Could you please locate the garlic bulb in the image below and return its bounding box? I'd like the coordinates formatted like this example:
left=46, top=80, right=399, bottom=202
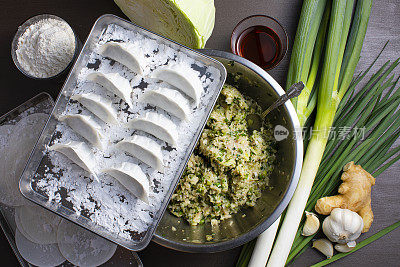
left=302, top=211, right=320, bottom=236
left=335, top=243, right=355, bottom=253
left=322, top=208, right=363, bottom=246
left=312, top=239, right=334, bottom=259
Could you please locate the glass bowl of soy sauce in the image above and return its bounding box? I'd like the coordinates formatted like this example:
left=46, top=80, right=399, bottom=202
left=231, top=15, right=288, bottom=71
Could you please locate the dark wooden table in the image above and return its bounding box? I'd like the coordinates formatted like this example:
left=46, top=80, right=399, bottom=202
left=1, top=0, right=399, bottom=266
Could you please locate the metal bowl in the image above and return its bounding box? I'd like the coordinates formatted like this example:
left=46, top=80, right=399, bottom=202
left=153, top=50, right=302, bottom=253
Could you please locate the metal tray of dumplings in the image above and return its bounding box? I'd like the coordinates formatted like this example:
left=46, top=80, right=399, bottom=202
left=0, top=93, right=143, bottom=266
left=19, top=14, right=226, bottom=251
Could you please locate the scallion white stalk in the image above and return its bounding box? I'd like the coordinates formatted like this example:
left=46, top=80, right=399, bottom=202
left=267, top=0, right=371, bottom=265
left=248, top=216, right=281, bottom=267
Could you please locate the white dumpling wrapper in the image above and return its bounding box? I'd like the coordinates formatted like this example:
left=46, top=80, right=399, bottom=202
left=15, top=205, right=61, bottom=244
left=86, top=72, right=133, bottom=108
left=98, top=41, right=145, bottom=75
left=58, top=114, right=104, bottom=150
left=57, top=219, right=117, bottom=267
left=15, top=205, right=41, bottom=243
left=140, top=87, right=191, bottom=120
left=117, top=135, right=164, bottom=172
left=127, top=112, right=178, bottom=146
left=0, top=113, right=48, bottom=207
left=151, top=65, right=203, bottom=105
left=102, top=162, right=150, bottom=203
left=49, top=141, right=97, bottom=176
left=71, top=93, right=119, bottom=125
left=15, top=229, right=66, bottom=267
left=0, top=124, right=16, bottom=206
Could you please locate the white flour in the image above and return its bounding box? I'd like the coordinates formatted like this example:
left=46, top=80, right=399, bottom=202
left=16, top=18, right=76, bottom=78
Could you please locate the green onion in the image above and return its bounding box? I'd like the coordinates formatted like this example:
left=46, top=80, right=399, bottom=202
left=241, top=0, right=374, bottom=266
left=303, top=5, right=331, bottom=123
left=310, top=220, right=400, bottom=267
left=337, top=0, right=375, bottom=100
left=246, top=216, right=281, bottom=266
left=286, top=0, right=327, bottom=126
left=266, top=1, right=355, bottom=265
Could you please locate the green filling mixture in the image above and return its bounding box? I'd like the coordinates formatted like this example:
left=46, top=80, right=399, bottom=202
left=169, top=84, right=276, bottom=225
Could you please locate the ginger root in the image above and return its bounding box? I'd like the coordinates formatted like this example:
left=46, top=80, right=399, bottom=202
left=315, top=161, right=375, bottom=233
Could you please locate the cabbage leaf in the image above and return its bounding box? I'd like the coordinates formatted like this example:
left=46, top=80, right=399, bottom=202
left=114, top=0, right=216, bottom=49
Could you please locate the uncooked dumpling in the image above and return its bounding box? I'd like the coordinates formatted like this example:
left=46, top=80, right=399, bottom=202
left=15, top=205, right=61, bottom=244
left=49, top=141, right=96, bottom=175
left=151, top=64, right=203, bottom=105
left=0, top=113, right=48, bottom=207
left=127, top=112, right=178, bottom=146
left=102, top=162, right=150, bottom=203
left=98, top=41, right=145, bottom=75
left=58, top=114, right=104, bottom=150
left=71, top=93, right=119, bottom=125
left=86, top=72, right=133, bottom=108
left=140, top=87, right=191, bottom=120
left=15, top=229, right=66, bottom=267
left=57, top=219, right=117, bottom=267
left=116, top=135, right=164, bottom=172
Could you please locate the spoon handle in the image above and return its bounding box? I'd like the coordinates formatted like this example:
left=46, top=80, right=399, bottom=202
left=261, top=81, right=305, bottom=119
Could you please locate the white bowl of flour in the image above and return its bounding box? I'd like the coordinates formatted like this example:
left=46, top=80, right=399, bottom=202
left=11, top=14, right=79, bottom=79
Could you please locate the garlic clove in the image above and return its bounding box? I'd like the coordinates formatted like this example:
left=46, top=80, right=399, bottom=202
left=335, top=243, right=355, bottom=253
left=343, top=161, right=353, bottom=172
left=346, top=241, right=356, bottom=248
left=302, top=211, right=320, bottom=236
left=312, top=239, right=334, bottom=259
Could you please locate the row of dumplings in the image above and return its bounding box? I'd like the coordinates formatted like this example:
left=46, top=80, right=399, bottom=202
left=49, top=41, right=204, bottom=204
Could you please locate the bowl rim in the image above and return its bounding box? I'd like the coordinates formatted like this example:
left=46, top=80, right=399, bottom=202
left=153, top=49, right=303, bottom=253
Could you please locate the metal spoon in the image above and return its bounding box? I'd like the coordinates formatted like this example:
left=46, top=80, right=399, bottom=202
left=246, top=81, right=305, bottom=132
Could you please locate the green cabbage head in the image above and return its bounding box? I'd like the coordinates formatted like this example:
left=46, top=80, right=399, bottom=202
left=114, top=0, right=216, bottom=49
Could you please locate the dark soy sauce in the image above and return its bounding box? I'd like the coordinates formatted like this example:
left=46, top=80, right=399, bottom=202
left=236, top=25, right=282, bottom=70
